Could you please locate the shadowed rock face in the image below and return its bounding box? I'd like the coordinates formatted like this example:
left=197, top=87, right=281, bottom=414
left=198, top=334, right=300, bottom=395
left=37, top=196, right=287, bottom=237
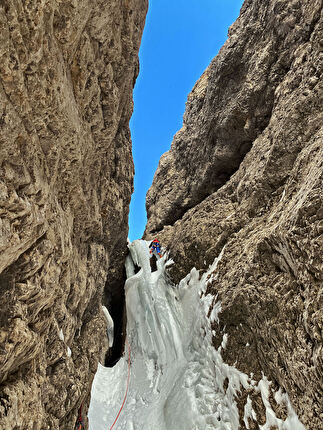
left=0, top=0, right=147, bottom=428
left=145, top=0, right=322, bottom=428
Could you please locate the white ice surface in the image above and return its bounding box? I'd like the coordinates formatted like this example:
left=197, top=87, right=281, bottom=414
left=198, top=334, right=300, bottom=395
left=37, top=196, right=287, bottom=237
left=88, top=240, right=305, bottom=430
left=102, top=305, right=114, bottom=348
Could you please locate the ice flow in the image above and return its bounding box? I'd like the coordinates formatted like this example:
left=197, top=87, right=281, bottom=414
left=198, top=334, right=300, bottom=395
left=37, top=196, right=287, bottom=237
left=88, top=240, right=305, bottom=430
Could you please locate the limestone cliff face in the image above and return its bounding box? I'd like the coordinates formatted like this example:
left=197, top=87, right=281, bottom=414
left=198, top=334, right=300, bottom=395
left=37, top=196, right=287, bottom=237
left=146, top=0, right=322, bottom=428
left=0, top=0, right=147, bottom=428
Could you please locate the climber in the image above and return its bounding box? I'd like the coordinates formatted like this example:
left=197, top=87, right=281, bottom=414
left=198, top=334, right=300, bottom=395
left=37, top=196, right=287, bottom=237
left=149, top=238, right=162, bottom=258
left=74, top=404, right=85, bottom=430
left=75, top=420, right=84, bottom=430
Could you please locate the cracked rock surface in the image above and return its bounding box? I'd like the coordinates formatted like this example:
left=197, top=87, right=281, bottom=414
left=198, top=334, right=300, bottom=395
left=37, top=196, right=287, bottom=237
left=0, top=0, right=147, bottom=428
left=145, top=0, right=322, bottom=428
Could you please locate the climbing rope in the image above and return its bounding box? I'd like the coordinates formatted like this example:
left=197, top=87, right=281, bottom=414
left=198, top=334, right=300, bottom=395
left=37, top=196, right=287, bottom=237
left=109, top=338, right=131, bottom=430
left=75, top=403, right=85, bottom=430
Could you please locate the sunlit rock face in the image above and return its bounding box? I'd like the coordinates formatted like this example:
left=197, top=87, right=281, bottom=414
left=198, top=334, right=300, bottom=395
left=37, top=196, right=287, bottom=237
left=145, top=0, right=322, bottom=428
left=0, top=0, right=147, bottom=428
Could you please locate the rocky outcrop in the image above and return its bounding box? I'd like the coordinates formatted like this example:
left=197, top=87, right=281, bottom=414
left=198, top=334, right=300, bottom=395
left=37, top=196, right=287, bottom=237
left=0, top=0, right=147, bottom=428
left=145, top=0, right=322, bottom=428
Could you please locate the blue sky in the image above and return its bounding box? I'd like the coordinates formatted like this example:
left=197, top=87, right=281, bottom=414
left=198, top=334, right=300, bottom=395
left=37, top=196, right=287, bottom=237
left=129, top=0, right=244, bottom=241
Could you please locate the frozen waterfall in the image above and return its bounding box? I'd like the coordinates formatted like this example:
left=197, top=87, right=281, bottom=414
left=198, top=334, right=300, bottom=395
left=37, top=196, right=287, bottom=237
left=88, top=240, right=305, bottom=430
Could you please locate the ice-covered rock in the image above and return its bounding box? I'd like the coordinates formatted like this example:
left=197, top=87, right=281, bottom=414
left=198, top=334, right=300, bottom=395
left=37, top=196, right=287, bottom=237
left=89, top=240, right=305, bottom=430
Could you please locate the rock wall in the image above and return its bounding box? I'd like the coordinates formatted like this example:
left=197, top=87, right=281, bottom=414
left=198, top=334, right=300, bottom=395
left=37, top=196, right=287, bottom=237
left=0, top=0, right=147, bottom=428
left=145, top=0, right=322, bottom=428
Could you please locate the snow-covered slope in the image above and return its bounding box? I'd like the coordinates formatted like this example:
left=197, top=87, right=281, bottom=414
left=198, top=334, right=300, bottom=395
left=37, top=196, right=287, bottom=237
left=88, top=240, right=305, bottom=430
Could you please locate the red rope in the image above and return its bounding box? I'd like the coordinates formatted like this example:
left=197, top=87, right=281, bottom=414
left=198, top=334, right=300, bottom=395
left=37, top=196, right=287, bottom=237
left=75, top=403, right=84, bottom=430
left=78, top=403, right=83, bottom=421
left=109, top=338, right=131, bottom=430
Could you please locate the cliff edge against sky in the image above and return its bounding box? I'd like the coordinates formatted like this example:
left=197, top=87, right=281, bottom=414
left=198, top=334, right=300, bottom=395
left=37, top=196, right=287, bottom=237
left=146, top=0, right=322, bottom=428
left=0, top=0, right=147, bottom=428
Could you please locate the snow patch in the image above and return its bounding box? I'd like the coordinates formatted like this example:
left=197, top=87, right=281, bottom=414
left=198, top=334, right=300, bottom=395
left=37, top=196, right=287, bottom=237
left=209, top=299, right=221, bottom=324
left=244, top=395, right=257, bottom=429
left=256, top=376, right=306, bottom=430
